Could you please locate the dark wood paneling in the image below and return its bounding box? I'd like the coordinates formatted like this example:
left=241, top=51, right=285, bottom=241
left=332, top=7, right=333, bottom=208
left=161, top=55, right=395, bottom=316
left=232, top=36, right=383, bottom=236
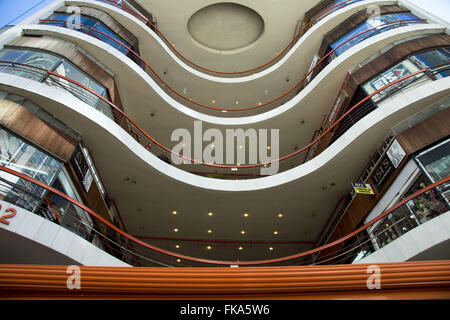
left=397, top=107, right=450, bottom=154
left=304, top=0, right=335, bottom=23
left=0, top=99, right=77, bottom=162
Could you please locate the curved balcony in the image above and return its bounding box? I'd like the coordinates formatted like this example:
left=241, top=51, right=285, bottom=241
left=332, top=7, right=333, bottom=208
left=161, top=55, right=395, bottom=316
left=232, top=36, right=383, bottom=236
left=33, top=11, right=432, bottom=117
left=94, top=0, right=371, bottom=77
left=0, top=60, right=448, bottom=181
left=0, top=166, right=448, bottom=267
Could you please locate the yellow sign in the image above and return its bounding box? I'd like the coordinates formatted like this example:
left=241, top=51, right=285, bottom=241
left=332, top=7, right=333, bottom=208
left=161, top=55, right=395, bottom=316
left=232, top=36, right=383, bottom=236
left=353, top=183, right=375, bottom=195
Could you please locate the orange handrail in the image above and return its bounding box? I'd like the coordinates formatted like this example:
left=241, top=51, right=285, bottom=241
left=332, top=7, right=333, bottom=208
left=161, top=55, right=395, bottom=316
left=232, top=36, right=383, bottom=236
left=39, top=15, right=426, bottom=112
left=1, top=261, right=450, bottom=299
left=97, top=0, right=365, bottom=76
left=0, top=166, right=448, bottom=266
left=1, top=60, right=444, bottom=175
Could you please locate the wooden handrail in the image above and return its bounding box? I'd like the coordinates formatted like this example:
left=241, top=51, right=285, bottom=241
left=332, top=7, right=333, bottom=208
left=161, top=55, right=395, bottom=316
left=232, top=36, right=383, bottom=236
left=1, top=261, right=449, bottom=299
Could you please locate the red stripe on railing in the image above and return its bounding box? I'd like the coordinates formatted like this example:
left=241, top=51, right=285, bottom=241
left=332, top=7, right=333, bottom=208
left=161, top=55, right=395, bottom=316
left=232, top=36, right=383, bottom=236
left=0, top=166, right=447, bottom=265
left=38, top=17, right=426, bottom=112
left=97, top=0, right=363, bottom=75
left=0, top=60, right=445, bottom=172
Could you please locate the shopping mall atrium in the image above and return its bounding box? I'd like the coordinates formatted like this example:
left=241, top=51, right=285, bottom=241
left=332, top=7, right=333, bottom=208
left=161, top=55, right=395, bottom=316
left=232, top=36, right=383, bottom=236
left=0, top=0, right=449, bottom=299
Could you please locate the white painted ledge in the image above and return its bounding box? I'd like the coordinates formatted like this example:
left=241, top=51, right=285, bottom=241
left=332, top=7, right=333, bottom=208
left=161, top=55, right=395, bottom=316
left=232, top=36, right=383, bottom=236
left=65, top=0, right=398, bottom=83
left=356, top=211, right=450, bottom=263
left=0, top=73, right=448, bottom=192
left=18, top=23, right=445, bottom=125
left=0, top=199, right=130, bottom=266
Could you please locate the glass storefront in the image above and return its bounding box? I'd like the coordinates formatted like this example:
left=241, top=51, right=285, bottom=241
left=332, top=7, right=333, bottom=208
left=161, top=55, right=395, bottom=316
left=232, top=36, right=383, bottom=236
left=0, top=126, right=97, bottom=241
left=361, top=47, right=450, bottom=103
left=42, top=13, right=132, bottom=55
left=415, top=137, right=450, bottom=199
left=0, top=127, right=63, bottom=213
left=330, top=13, right=422, bottom=56
left=0, top=48, right=112, bottom=116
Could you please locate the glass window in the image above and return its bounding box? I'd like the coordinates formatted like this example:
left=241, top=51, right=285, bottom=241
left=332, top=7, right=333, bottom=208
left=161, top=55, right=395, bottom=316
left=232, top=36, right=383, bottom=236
left=409, top=48, right=450, bottom=78
left=415, top=138, right=450, bottom=183
left=94, top=23, right=130, bottom=54
left=0, top=48, right=62, bottom=81
left=43, top=13, right=131, bottom=55
left=361, top=59, right=421, bottom=101
left=0, top=127, right=63, bottom=212
left=0, top=48, right=112, bottom=114
left=330, top=13, right=421, bottom=56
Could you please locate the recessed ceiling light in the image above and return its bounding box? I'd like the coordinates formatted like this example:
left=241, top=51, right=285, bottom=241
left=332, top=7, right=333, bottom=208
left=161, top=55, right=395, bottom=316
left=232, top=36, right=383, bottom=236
left=267, top=146, right=271, bottom=150
left=258, top=102, right=262, bottom=106
left=172, top=211, right=177, bottom=215
left=274, top=231, right=278, bottom=235
left=208, top=212, right=214, bottom=216
left=206, top=245, right=212, bottom=250
left=207, top=229, right=212, bottom=234
left=176, top=258, right=181, bottom=262
left=277, top=213, right=283, bottom=218
left=241, top=230, right=246, bottom=235
left=175, top=244, right=180, bottom=249
left=238, top=246, right=243, bottom=250
left=243, top=213, right=249, bottom=217
left=235, top=100, right=239, bottom=104
left=269, top=247, right=274, bottom=251
left=174, top=228, right=179, bottom=232
left=239, top=145, right=243, bottom=149
left=212, top=100, right=216, bottom=103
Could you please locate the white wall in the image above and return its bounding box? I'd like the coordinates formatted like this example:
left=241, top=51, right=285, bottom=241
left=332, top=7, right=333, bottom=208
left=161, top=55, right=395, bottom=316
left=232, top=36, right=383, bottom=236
left=0, top=199, right=130, bottom=266
left=357, top=211, right=450, bottom=263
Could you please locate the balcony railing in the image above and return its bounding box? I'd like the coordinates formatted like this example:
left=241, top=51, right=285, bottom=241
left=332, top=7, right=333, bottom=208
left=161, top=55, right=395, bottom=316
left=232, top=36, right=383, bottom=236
left=39, top=15, right=427, bottom=116
left=0, top=59, right=447, bottom=180
left=0, top=166, right=448, bottom=267
left=95, top=0, right=370, bottom=77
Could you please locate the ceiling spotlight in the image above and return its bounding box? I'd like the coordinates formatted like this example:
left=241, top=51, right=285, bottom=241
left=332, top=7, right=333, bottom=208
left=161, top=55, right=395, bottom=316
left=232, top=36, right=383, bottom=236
left=172, top=211, right=177, bottom=215
left=243, top=213, right=249, bottom=217
left=207, top=229, right=212, bottom=234
left=258, top=102, right=262, bottom=106
left=267, top=146, right=271, bottom=150
left=269, top=247, right=274, bottom=251
left=176, top=258, right=181, bottom=263
left=206, top=245, right=212, bottom=250
left=273, top=231, right=279, bottom=235
left=208, top=212, right=213, bottom=216
left=235, top=100, right=239, bottom=104
left=277, top=213, right=283, bottom=218
left=212, top=100, right=216, bottom=103
left=174, top=228, right=179, bottom=232
left=175, top=244, right=180, bottom=249
left=241, top=230, right=246, bottom=235
left=131, top=180, right=136, bottom=185
left=238, top=246, right=243, bottom=250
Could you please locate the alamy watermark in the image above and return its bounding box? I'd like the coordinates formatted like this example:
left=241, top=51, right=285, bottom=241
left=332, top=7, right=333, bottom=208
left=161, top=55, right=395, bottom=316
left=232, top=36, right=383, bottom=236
left=366, top=265, right=381, bottom=290
left=66, top=265, right=81, bottom=290
left=171, top=121, right=280, bottom=175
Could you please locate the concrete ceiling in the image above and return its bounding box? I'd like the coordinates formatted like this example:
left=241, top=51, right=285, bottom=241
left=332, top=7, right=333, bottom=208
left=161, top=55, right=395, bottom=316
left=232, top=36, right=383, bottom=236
left=134, top=0, right=321, bottom=71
